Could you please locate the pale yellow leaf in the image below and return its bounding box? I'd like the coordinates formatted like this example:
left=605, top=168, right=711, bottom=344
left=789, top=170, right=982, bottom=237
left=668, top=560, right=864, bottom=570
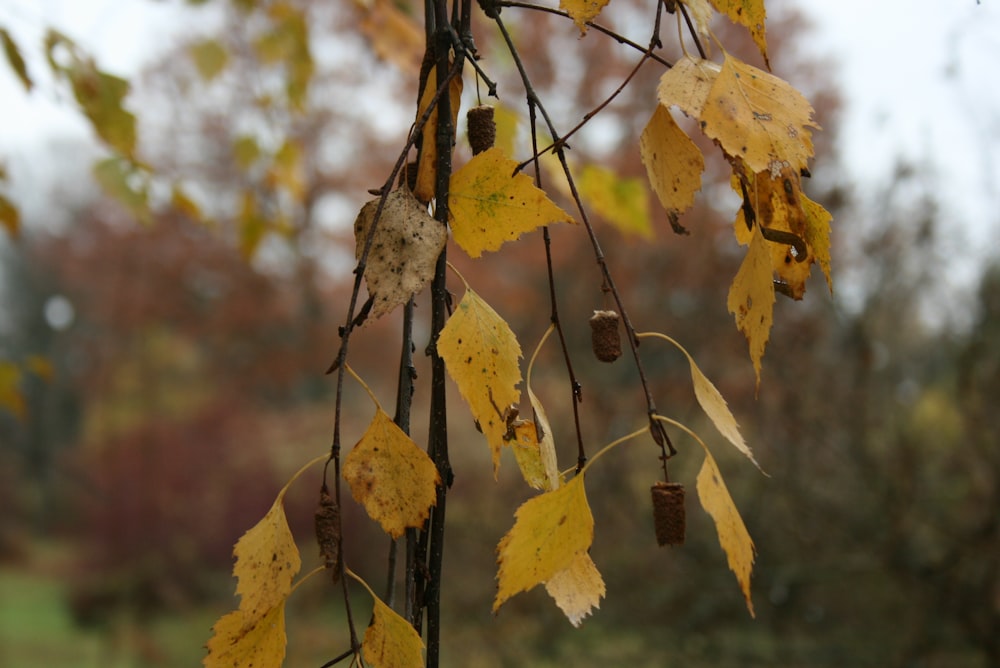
left=353, top=188, right=447, bottom=319
left=438, top=288, right=522, bottom=472
left=708, top=0, right=768, bottom=67
left=493, top=103, right=521, bottom=158
left=363, top=595, right=426, bottom=668
left=701, top=53, right=817, bottom=174
left=560, top=0, right=611, bottom=34
left=204, top=603, right=287, bottom=668
left=449, top=147, right=574, bottom=257
left=231, top=492, right=301, bottom=620
left=640, top=105, right=704, bottom=220
left=727, top=223, right=774, bottom=386
left=657, top=55, right=720, bottom=119
left=696, top=449, right=756, bottom=616
left=508, top=420, right=550, bottom=491
left=494, top=475, right=593, bottom=611
left=343, top=408, right=441, bottom=538
left=268, top=140, right=305, bottom=201
left=527, top=384, right=560, bottom=491
left=679, top=0, right=714, bottom=42
left=576, top=164, right=652, bottom=239
left=544, top=551, right=605, bottom=627
left=171, top=185, right=202, bottom=221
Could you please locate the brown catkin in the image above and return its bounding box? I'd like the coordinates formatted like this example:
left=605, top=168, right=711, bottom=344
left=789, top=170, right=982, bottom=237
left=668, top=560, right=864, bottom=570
left=589, top=310, right=622, bottom=363
left=314, top=486, right=342, bottom=582
left=467, top=105, right=496, bottom=155
left=651, top=481, right=685, bottom=546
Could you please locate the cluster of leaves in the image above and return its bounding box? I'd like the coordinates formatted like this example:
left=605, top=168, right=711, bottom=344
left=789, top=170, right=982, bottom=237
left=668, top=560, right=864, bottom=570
left=197, top=0, right=832, bottom=665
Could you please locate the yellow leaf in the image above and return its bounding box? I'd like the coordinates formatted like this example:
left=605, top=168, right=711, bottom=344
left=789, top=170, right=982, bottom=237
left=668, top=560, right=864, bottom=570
left=362, top=593, right=426, bottom=668
left=494, top=475, right=593, bottom=611
left=238, top=191, right=267, bottom=259
left=0, top=194, right=19, bottom=237
left=92, top=157, right=151, bottom=224
left=726, top=223, right=774, bottom=386
left=342, top=408, right=441, bottom=539
left=508, top=421, right=551, bottom=491
left=204, top=603, right=287, bottom=668
left=708, top=0, right=768, bottom=67
left=0, top=362, right=25, bottom=420
left=189, top=39, right=229, bottom=81
left=656, top=55, right=720, bottom=119
left=559, top=0, right=611, bottom=34
left=701, top=53, right=817, bottom=174
left=171, top=185, right=202, bottom=221
left=1, top=28, right=32, bottom=91
left=354, top=189, right=447, bottom=319
left=449, top=147, right=574, bottom=257
left=696, top=450, right=756, bottom=616
left=358, top=0, right=424, bottom=74
left=268, top=140, right=305, bottom=201
left=25, top=355, right=54, bottom=381
left=254, top=3, right=313, bottom=109
left=640, top=105, right=704, bottom=221
left=802, top=193, right=833, bottom=293
left=414, top=66, right=463, bottom=203
left=492, top=103, right=521, bottom=158
left=576, top=164, right=652, bottom=239
left=233, top=135, right=261, bottom=170
left=544, top=551, right=605, bottom=627
left=231, top=492, right=301, bottom=620
left=438, top=287, right=522, bottom=472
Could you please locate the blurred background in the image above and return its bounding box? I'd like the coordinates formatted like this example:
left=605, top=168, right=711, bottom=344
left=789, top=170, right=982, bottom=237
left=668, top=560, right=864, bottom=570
left=1, top=0, right=999, bottom=666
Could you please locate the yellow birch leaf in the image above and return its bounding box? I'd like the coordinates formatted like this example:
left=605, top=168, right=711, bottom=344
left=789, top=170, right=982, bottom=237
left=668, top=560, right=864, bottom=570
left=0, top=194, right=19, bottom=237
left=493, top=103, right=521, bottom=158
left=708, top=0, right=768, bottom=67
left=189, top=38, right=229, bottom=81
left=342, top=408, right=441, bottom=539
left=0, top=362, right=25, bottom=420
left=640, top=105, right=704, bottom=221
left=171, top=185, right=202, bottom=221
left=696, top=449, right=756, bottom=616
left=231, top=491, right=301, bottom=620
left=70, top=67, right=137, bottom=157
left=438, top=287, right=522, bottom=473
left=354, top=189, right=447, bottom=319
left=494, top=475, right=593, bottom=611
left=656, top=55, right=720, bottom=119
left=268, top=140, right=305, bottom=201
left=544, top=551, right=605, bottom=627
left=527, top=384, right=560, bottom=491
left=802, top=193, right=833, bottom=293
left=363, top=594, right=426, bottom=668
left=509, top=420, right=550, bottom=491
left=449, top=147, right=574, bottom=257
left=726, top=223, right=774, bottom=386
left=1, top=28, right=32, bottom=91
left=576, top=164, right=652, bottom=239
left=204, top=603, right=287, bottom=668
left=414, top=67, right=463, bottom=203
left=358, top=0, right=424, bottom=74
left=701, top=53, right=817, bottom=174
left=233, top=135, right=261, bottom=170
left=560, top=0, right=611, bottom=34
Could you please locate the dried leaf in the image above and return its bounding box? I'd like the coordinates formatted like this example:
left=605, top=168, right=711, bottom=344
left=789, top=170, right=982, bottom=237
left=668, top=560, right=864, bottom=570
left=679, top=0, right=714, bottom=42
left=354, top=188, right=447, bottom=319
left=696, top=449, right=756, bottom=616
left=727, top=223, right=774, bottom=386
left=438, top=287, right=522, bottom=472
left=657, top=55, right=720, bottom=119
left=449, top=147, right=574, bottom=257
left=701, top=53, right=817, bottom=174
left=544, top=551, right=606, bottom=627
left=314, top=487, right=341, bottom=581
left=343, top=408, right=441, bottom=538
left=640, top=105, right=704, bottom=222
left=494, top=475, right=593, bottom=612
